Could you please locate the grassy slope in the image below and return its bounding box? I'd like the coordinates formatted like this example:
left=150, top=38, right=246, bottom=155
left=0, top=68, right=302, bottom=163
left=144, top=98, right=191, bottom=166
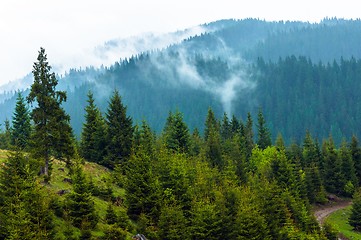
left=0, top=150, right=132, bottom=239
left=325, top=205, right=361, bottom=239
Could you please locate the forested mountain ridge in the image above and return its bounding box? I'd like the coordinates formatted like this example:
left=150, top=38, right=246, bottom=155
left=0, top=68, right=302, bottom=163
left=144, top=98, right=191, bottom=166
left=1, top=18, right=361, bottom=144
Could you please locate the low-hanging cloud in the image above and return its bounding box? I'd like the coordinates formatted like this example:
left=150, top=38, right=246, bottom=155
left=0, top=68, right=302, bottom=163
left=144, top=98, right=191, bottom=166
left=147, top=39, right=256, bottom=115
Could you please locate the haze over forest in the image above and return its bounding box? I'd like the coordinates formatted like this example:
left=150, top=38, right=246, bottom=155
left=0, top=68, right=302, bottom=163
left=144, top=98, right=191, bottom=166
left=1, top=18, right=361, bottom=144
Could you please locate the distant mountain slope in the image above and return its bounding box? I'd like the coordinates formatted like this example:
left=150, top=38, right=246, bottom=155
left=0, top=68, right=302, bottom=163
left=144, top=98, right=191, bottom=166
left=1, top=18, right=361, bottom=144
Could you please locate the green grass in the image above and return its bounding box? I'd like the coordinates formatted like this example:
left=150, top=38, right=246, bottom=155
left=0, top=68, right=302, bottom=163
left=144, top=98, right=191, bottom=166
left=325, top=205, right=361, bottom=239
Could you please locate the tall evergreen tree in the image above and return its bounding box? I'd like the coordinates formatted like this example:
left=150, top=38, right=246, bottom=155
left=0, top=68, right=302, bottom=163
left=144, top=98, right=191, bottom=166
left=163, top=110, right=191, bottom=153
left=256, top=109, right=272, bottom=150
left=204, top=107, right=219, bottom=142
left=339, top=139, right=358, bottom=195
left=80, top=91, right=106, bottom=164
left=349, top=188, right=361, bottom=231
left=125, top=151, right=161, bottom=221
left=350, top=135, right=361, bottom=186
left=104, top=90, right=133, bottom=169
left=27, top=47, right=75, bottom=180
left=11, top=92, right=31, bottom=149
left=322, top=136, right=345, bottom=194
left=243, top=112, right=254, bottom=159
left=220, top=112, right=232, bottom=141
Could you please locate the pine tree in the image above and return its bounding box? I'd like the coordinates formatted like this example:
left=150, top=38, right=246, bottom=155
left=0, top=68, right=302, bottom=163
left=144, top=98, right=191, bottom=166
left=256, top=109, right=272, bottom=150
left=349, top=188, right=361, bottom=231
left=243, top=112, right=254, bottom=160
left=11, top=92, right=31, bottom=149
left=27, top=47, right=75, bottom=180
left=104, top=90, right=133, bottom=169
left=339, top=139, right=358, bottom=195
left=80, top=91, right=106, bottom=164
left=0, top=150, right=54, bottom=239
left=322, top=136, right=345, bottom=194
left=125, top=151, right=161, bottom=221
left=350, top=135, right=361, bottom=186
left=66, top=164, right=98, bottom=230
left=133, top=120, right=156, bottom=157
left=220, top=112, right=232, bottom=141
left=204, top=107, right=219, bottom=142
left=163, top=110, right=191, bottom=153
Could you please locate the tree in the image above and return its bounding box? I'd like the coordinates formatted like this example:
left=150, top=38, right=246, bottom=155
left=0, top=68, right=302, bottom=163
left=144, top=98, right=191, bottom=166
left=125, top=151, right=161, bottom=221
left=220, top=112, right=232, bottom=141
left=66, top=163, right=98, bottom=231
left=80, top=91, right=106, bottom=164
left=27, top=47, right=75, bottom=180
left=322, top=136, right=344, bottom=194
left=11, top=92, right=31, bottom=149
left=243, top=112, right=254, bottom=160
left=339, top=139, right=358, bottom=196
left=350, top=135, right=361, bottom=186
left=163, top=110, right=191, bottom=153
left=349, top=188, right=361, bottom=231
left=256, top=109, right=272, bottom=150
left=204, top=107, right=219, bottom=142
left=0, top=150, right=54, bottom=239
left=104, top=90, right=133, bottom=169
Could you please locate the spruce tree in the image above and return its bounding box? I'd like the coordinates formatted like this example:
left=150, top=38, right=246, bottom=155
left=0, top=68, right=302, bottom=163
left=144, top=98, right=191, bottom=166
left=66, top=164, right=98, bottom=230
left=350, top=135, right=361, bottom=186
left=27, top=47, right=75, bottom=180
left=125, top=151, right=161, bottom=221
left=163, top=110, right=190, bottom=153
left=0, top=150, right=54, bottom=239
left=349, top=188, right=361, bottom=231
left=11, top=92, right=31, bottom=149
left=80, top=91, right=106, bottom=164
left=243, top=112, right=254, bottom=159
left=256, top=109, right=272, bottom=150
left=104, top=90, right=133, bottom=169
left=220, top=112, right=232, bottom=141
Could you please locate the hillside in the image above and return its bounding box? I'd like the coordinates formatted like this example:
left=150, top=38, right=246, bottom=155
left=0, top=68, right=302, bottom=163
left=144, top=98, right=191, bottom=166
left=1, top=18, right=361, bottom=144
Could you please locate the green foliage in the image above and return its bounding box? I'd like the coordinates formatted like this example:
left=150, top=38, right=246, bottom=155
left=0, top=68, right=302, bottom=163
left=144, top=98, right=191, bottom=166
left=104, top=90, right=133, bottom=169
left=11, top=92, right=31, bottom=149
left=0, top=150, right=54, bottom=239
left=66, top=163, right=98, bottom=230
left=80, top=91, right=106, bottom=164
left=349, top=188, right=361, bottom=231
left=163, top=110, right=191, bottom=153
left=125, top=151, right=161, bottom=221
left=256, top=108, right=272, bottom=150
left=158, top=205, right=188, bottom=240
left=27, top=47, right=75, bottom=180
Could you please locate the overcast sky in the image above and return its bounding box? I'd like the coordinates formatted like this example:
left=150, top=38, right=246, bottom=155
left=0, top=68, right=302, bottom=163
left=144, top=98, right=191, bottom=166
left=0, top=0, right=360, bottom=87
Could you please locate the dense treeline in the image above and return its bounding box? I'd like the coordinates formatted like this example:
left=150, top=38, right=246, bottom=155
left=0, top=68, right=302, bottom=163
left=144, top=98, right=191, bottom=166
left=254, top=56, right=361, bottom=144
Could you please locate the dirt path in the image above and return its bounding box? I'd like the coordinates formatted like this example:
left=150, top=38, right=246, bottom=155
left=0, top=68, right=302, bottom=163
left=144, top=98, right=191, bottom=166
left=314, top=200, right=352, bottom=225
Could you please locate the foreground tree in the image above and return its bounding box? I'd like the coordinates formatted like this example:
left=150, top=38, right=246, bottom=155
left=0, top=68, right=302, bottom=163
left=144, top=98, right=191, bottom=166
left=66, top=163, right=98, bottom=231
left=11, top=92, right=31, bottom=149
left=104, top=90, right=133, bottom=169
left=27, top=47, right=75, bottom=180
left=0, top=150, right=54, bottom=239
left=349, top=188, right=361, bottom=231
left=80, top=91, right=106, bottom=164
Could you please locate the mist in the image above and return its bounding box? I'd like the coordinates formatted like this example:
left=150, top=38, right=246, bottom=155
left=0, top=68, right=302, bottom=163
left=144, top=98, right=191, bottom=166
left=147, top=41, right=256, bottom=116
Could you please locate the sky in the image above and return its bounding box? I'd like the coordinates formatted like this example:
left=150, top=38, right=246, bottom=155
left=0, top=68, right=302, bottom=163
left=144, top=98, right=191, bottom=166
left=0, top=0, right=360, bottom=87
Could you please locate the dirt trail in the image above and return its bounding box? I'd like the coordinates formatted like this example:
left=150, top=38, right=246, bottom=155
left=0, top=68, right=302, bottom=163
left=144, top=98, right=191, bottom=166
left=314, top=200, right=352, bottom=225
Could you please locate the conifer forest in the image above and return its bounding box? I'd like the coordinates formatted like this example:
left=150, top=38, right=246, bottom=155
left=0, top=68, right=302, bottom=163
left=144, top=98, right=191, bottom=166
left=2, top=18, right=361, bottom=239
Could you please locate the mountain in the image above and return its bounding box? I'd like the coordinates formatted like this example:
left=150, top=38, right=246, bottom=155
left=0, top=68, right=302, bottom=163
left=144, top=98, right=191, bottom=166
left=1, top=18, right=361, bottom=144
